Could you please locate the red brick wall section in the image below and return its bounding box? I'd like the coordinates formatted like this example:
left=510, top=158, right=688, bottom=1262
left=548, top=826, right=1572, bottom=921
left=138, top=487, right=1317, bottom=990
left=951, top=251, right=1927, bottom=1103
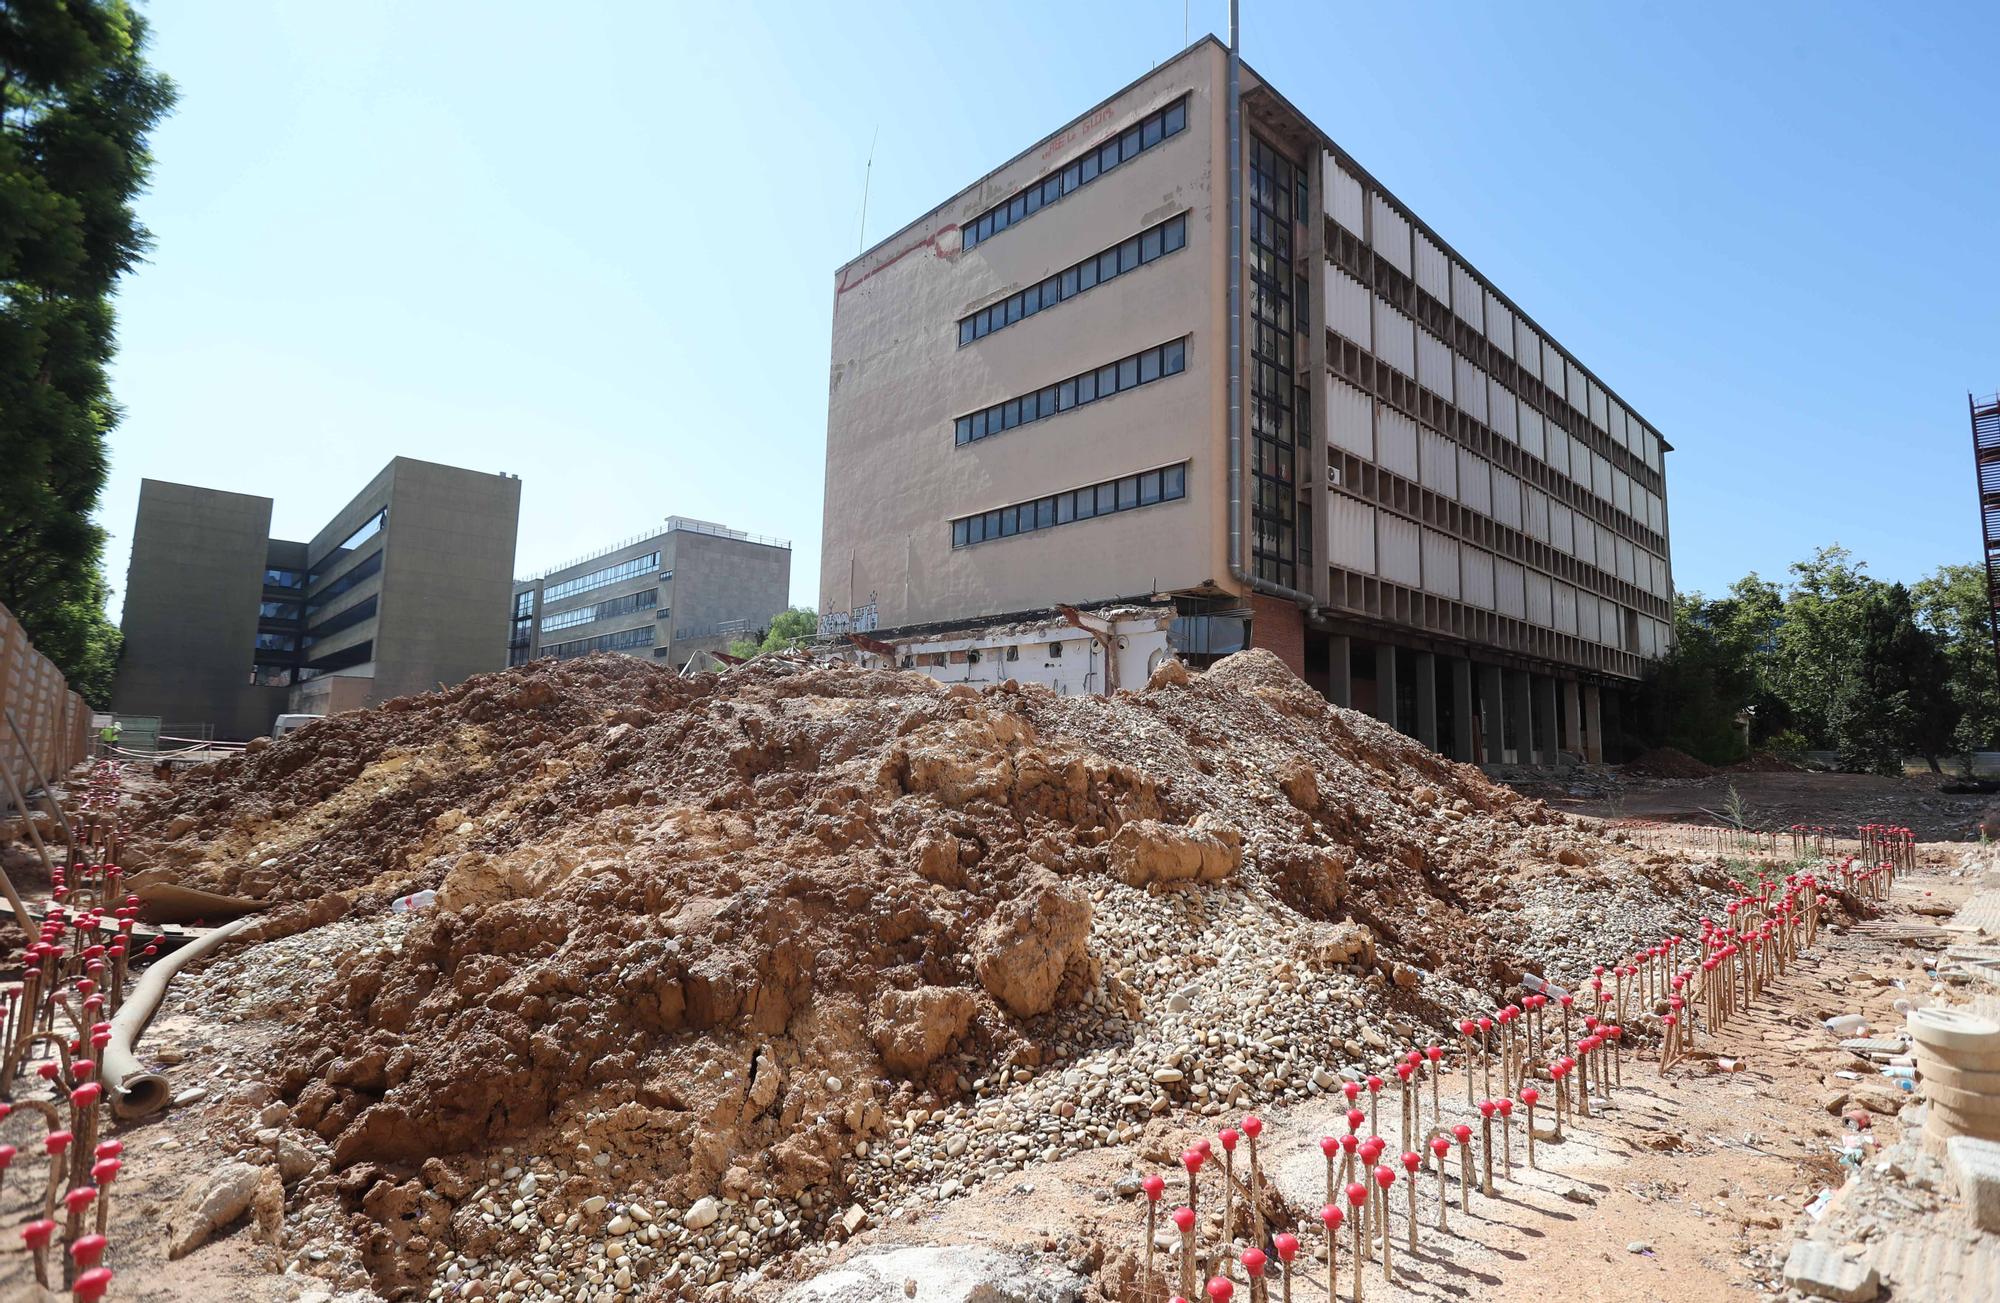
left=1248, top=593, right=1306, bottom=679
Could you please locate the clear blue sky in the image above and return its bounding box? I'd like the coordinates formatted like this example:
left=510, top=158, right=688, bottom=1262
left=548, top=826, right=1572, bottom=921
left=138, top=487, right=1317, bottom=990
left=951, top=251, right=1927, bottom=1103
left=103, top=1, right=2000, bottom=617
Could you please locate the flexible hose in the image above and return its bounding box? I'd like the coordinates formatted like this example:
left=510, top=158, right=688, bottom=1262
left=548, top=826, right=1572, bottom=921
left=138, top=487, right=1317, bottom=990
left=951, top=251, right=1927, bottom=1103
left=101, top=914, right=260, bottom=1119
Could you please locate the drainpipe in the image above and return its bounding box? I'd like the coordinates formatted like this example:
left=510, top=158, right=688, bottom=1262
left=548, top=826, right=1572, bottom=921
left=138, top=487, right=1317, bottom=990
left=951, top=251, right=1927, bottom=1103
left=1225, top=0, right=1317, bottom=615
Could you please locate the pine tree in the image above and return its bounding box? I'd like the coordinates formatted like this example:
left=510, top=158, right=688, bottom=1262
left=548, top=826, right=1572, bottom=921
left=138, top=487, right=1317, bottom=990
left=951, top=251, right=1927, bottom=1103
left=1, top=1, right=176, bottom=704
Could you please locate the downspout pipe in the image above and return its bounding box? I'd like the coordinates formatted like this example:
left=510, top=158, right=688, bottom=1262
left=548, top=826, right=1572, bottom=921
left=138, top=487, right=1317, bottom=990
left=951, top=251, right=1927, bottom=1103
left=102, top=913, right=261, bottom=1119
left=1225, top=1, right=1317, bottom=615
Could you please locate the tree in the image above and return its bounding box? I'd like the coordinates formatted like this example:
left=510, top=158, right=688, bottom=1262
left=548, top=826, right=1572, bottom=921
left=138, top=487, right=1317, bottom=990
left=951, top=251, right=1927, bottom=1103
left=725, top=607, right=818, bottom=659
left=1912, top=562, right=2000, bottom=761
left=1, top=1, right=176, bottom=705
left=1767, top=546, right=1876, bottom=746
left=1637, top=591, right=1759, bottom=764
left=1828, top=582, right=1959, bottom=775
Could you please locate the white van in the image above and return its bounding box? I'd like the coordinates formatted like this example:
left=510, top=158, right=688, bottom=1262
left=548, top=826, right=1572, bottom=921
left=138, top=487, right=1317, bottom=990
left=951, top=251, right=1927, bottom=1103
left=272, top=713, right=323, bottom=739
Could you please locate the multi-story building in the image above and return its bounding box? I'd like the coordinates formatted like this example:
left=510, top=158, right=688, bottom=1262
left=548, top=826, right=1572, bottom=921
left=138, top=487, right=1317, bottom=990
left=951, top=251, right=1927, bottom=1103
left=819, top=32, right=1673, bottom=764
left=112, top=458, right=521, bottom=738
left=509, top=517, right=791, bottom=668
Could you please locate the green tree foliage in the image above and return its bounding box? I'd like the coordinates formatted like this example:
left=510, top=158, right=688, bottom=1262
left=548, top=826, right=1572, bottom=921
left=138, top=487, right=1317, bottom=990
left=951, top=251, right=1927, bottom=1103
left=1913, top=563, right=2000, bottom=760
left=1, top=1, right=175, bottom=705
left=1645, top=547, right=1991, bottom=771
left=725, top=607, right=818, bottom=659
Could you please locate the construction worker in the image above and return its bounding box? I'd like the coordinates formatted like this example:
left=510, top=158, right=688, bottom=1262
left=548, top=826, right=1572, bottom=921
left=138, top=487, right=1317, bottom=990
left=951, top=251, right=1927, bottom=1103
left=98, top=718, right=121, bottom=757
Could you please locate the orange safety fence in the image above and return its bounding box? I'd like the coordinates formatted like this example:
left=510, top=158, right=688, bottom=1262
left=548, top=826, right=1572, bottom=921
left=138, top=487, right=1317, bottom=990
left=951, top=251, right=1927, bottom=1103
left=0, top=601, right=93, bottom=801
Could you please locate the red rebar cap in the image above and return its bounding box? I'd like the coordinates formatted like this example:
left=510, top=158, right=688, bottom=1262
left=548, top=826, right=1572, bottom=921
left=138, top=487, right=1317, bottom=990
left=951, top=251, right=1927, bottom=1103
left=1400, top=1150, right=1420, bottom=1173
left=64, top=1186, right=97, bottom=1216
left=1206, top=1276, right=1234, bottom=1303
left=69, top=1232, right=107, bottom=1267
left=92, top=1158, right=121, bottom=1186
left=94, top=1139, right=121, bottom=1160
left=45, top=1130, right=73, bottom=1155
left=1273, top=1231, right=1299, bottom=1262
left=1345, top=1181, right=1368, bottom=1207
left=1219, top=1127, right=1239, bottom=1152
left=1171, top=1206, right=1196, bottom=1232
left=1452, top=1125, right=1472, bottom=1143
left=1320, top=1204, right=1344, bottom=1229
left=1478, top=1100, right=1496, bottom=1119
left=1241, top=1114, right=1263, bottom=1139
left=74, top=1266, right=114, bottom=1303
left=1181, top=1148, right=1204, bottom=1174
left=1430, top=1136, right=1451, bottom=1158
left=1521, top=1087, right=1540, bottom=1105
left=1319, top=1136, right=1338, bottom=1157
left=1497, top=1099, right=1514, bottom=1118
left=1373, top=1164, right=1395, bottom=1189
left=1241, top=1247, right=1266, bottom=1277
left=20, top=1218, right=56, bottom=1249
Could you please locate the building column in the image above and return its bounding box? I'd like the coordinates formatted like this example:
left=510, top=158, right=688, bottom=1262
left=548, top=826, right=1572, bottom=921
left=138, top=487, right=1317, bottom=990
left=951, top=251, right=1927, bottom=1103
left=1450, top=658, right=1475, bottom=763
left=1533, top=675, right=1560, bottom=767
left=1479, top=663, right=1505, bottom=766
left=1582, top=683, right=1604, bottom=764
left=1413, top=651, right=1438, bottom=752
left=1373, top=643, right=1399, bottom=731
left=1562, top=679, right=1583, bottom=761
left=1506, top=669, right=1532, bottom=765
left=1328, top=634, right=1352, bottom=709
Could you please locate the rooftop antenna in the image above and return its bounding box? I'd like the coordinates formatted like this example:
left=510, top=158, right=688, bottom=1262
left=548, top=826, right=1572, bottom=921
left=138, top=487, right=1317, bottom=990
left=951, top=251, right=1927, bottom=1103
left=1184, top=0, right=1189, bottom=47
left=857, top=125, right=878, bottom=256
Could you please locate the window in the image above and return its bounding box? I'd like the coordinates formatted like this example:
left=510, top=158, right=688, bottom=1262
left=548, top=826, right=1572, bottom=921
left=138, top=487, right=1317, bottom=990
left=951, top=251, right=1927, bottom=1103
left=543, top=625, right=656, bottom=660
left=263, top=567, right=304, bottom=590
left=304, top=595, right=378, bottom=646
left=250, top=665, right=294, bottom=687
left=957, top=213, right=1188, bottom=346
left=961, top=95, right=1190, bottom=252
left=304, top=549, right=383, bottom=618
left=951, top=335, right=1191, bottom=447
left=303, top=639, right=373, bottom=676
left=513, top=590, right=536, bottom=617
left=1049, top=642, right=1064, bottom=658
left=308, top=508, right=387, bottom=587
left=1248, top=135, right=1299, bottom=589
left=543, top=552, right=661, bottom=603
left=254, top=632, right=296, bottom=652
left=949, top=461, right=1189, bottom=549
left=258, top=600, right=301, bottom=621
left=540, top=587, right=658, bottom=633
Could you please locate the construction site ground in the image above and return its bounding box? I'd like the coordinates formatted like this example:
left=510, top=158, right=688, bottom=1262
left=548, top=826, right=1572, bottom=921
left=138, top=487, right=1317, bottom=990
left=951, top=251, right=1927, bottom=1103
left=5, top=656, right=1998, bottom=1303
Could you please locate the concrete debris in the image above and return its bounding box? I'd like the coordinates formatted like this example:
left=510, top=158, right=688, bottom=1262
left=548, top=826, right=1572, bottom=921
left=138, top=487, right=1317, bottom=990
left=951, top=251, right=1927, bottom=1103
left=783, top=1246, right=1087, bottom=1302
left=1781, top=1240, right=1880, bottom=1302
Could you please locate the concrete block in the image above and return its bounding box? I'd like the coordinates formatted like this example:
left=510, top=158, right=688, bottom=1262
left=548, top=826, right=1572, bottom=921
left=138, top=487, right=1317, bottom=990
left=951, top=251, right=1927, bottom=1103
left=1947, top=1135, right=2000, bottom=1232
left=1782, top=1241, right=1879, bottom=1302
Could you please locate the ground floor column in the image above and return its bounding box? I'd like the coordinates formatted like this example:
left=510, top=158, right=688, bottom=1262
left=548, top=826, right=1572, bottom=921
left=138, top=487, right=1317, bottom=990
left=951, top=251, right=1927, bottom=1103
left=1582, top=682, right=1605, bottom=763
left=1562, top=679, right=1583, bottom=760
left=1533, top=675, right=1560, bottom=766
left=1450, top=658, right=1475, bottom=762
left=1506, top=669, right=1533, bottom=765
left=1328, top=634, right=1352, bottom=708
left=1373, top=643, right=1399, bottom=731
left=1414, top=651, right=1438, bottom=752
left=1479, top=663, right=1505, bottom=765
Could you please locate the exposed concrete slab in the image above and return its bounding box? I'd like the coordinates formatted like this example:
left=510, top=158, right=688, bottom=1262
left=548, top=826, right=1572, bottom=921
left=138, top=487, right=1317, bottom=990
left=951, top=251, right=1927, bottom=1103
left=1947, top=1135, right=2000, bottom=1232
left=1782, top=1241, right=1880, bottom=1302
left=784, top=1246, right=1087, bottom=1302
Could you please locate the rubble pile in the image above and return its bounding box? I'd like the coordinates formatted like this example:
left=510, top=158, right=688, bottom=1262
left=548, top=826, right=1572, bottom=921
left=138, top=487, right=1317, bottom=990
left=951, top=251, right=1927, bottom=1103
left=129, top=651, right=1727, bottom=1300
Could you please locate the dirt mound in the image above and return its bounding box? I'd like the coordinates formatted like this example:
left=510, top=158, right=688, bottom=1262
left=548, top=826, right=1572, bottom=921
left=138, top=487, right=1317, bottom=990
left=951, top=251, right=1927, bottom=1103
left=131, top=651, right=1718, bottom=1296
left=1626, top=746, right=1717, bottom=779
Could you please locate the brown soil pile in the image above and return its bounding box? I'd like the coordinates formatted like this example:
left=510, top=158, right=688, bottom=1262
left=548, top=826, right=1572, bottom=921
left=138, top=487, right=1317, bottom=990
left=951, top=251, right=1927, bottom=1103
left=128, top=651, right=1715, bottom=1295
left=1727, top=749, right=1803, bottom=773
left=1626, top=746, right=1718, bottom=779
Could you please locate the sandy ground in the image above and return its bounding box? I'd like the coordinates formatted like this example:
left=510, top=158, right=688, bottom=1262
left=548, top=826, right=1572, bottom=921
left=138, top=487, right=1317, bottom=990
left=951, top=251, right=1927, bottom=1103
left=1, top=769, right=1986, bottom=1303
left=753, top=859, right=1980, bottom=1303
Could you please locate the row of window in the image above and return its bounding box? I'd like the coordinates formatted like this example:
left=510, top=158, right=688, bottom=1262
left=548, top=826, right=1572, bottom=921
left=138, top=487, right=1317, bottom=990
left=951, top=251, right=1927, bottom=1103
left=954, top=337, right=1189, bottom=447
left=264, top=567, right=303, bottom=590
left=309, top=508, right=386, bottom=588
left=258, top=599, right=300, bottom=621
left=545, top=625, right=655, bottom=659
left=540, top=587, right=658, bottom=633
left=513, top=590, right=535, bottom=617
left=305, top=595, right=378, bottom=647
left=304, top=638, right=373, bottom=676
left=305, top=549, right=382, bottom=618
left=962, top=96, right=1189, bottom=253
left=951, top=462, right=1187, bottom=548
left=254, top=631, right=296, bottom=653
left=958, top=212, right=1188, bottom=347
left=543, top=551, right=659, bottom=603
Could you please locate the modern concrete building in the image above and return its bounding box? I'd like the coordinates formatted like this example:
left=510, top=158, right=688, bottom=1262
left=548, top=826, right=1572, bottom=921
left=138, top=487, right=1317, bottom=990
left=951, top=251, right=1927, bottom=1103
left=510, top=517, right=792, bottom=668
left=113, top=458, right=521, bottom=738
left=819, top=32, right=1673, bottom=764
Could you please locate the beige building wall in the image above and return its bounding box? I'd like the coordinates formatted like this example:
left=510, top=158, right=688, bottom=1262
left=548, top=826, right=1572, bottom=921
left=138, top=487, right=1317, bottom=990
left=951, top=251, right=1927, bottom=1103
left=822, top=42, right=1232, bottom=629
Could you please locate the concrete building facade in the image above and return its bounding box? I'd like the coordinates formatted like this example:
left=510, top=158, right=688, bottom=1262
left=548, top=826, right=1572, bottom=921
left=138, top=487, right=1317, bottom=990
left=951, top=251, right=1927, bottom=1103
left=510, top=517, right=791, bottom=668
left=113, top=458, right=521, bottom=738
left=819, top=35, right=1673, bottom=764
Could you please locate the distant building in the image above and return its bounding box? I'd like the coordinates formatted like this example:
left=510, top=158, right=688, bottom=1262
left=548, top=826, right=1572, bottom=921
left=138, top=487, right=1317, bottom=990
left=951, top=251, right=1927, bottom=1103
left=825, top=604, right=1173, bottom=696
left=510, top=517, right=791, bottom=668
left=819, top=34, right=1674, bottom=763
left=112, top=458, right=521, bottom=738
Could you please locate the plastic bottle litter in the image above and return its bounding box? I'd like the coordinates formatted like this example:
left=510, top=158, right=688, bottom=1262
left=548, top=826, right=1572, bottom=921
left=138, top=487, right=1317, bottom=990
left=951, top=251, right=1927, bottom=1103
left=390, top=889, right=437, bottom=914
left=1823, top=1014, right=1868, bottom=1036
left=1880, top=1065, right=1916, bottom=1082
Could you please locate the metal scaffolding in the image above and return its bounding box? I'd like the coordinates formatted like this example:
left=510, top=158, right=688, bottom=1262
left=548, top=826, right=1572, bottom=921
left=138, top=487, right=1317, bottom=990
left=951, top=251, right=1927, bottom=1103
left=1970, top=391, right=2000, bottom=680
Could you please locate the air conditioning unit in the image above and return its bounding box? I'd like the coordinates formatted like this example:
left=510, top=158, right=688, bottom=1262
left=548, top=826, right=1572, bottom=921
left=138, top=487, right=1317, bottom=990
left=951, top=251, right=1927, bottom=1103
left=1327, top=462, right=1343, bottom=489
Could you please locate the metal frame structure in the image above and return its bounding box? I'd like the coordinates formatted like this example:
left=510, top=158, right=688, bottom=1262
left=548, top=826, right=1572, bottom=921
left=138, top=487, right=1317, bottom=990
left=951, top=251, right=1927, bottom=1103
left=1969, top=391, right=2000, bottom=679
